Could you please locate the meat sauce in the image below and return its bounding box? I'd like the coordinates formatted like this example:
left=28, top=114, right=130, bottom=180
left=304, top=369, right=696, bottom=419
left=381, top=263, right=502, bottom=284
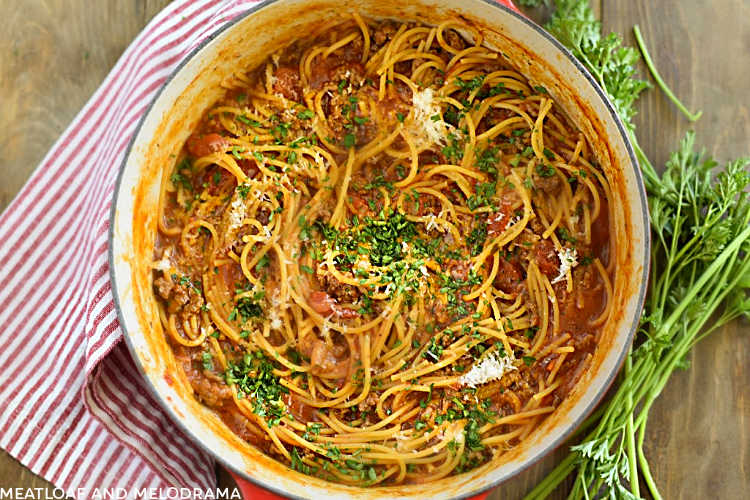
left=152, top=16, right=614, bottom=484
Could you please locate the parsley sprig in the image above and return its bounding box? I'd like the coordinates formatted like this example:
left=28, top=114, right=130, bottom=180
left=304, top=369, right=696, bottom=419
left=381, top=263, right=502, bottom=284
left=524, top=3, right=750, bottom=500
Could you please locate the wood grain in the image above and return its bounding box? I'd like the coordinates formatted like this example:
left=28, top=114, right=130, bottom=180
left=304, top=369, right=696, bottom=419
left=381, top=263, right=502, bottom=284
left=0, top=0, right=171, bottom=492
left=0, top=0, right=172, bottom=211
left=0, top=1, right=747, bottom=498
left=601, top=3, right=750, bottom=499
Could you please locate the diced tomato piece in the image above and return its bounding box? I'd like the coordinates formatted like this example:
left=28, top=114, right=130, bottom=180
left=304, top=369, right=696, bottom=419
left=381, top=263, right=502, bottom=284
left=283, top=393, right=317, bottom=421
left=309, top=60, right=364, bottom=90
left=333, top=306, right=359, bottom=319
left=273, top=67, right=302, bottom=101
left=237, top=159, right=260, bottom=179
left=186, top=133, right=229, bottom=157
left=487, top=200, right=514, bottom=236
left=219, top=262, right=244, bottom=289
left=202, top=167, right=235, bottom=195
left=310, top=340, right=349, bottom=378
left=535, top=239, right=559, bottom=277
left=350, top=193, right=370, bottom=215
left=309, top=291, right=336, bottom=315
left=487, top=212, right=508, bottom=236
left=494, top=258, right=523, bottom=293
left=308, top=291, right=359, bottom=319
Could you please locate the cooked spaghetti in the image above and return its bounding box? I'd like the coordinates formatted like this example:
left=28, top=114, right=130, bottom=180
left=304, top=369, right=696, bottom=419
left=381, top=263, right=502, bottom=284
left=152, top=15, right=613, bottom=485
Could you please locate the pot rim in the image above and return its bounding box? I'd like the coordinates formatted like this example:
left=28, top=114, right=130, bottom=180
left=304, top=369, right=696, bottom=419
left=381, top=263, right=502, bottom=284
left=109, top=1, right=650, bottom=498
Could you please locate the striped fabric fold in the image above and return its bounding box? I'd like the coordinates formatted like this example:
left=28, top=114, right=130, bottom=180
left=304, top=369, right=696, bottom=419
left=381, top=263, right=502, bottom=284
left=0, top=1, right=261, bottom=495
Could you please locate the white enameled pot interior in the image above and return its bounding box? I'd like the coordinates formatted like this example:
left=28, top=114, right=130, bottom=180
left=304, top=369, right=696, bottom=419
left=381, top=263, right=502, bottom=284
left=110, top=1, right=649, bottom=498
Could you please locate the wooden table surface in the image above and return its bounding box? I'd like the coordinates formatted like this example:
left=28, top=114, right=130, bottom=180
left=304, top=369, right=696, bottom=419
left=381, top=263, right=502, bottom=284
left=1, top=1, right=747, bottom=498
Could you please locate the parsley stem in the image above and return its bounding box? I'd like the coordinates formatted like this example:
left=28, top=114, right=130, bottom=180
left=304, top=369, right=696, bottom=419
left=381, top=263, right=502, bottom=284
left=629, top=131, right=660, bottom=190
left=633, top=25, right=702, bottom=122
left=624, top=357, right=639, bottom=497
left=660, top=223, right=750, bottom=336
left=532, top=3, right=750, bottom=499
left=637, top=422, right=663, bottom=500
left=522, top=453, right=577, bottom=499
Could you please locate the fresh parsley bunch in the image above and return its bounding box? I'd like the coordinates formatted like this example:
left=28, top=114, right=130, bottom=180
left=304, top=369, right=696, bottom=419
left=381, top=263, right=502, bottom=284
left=519, top=1, right=750, bottom=499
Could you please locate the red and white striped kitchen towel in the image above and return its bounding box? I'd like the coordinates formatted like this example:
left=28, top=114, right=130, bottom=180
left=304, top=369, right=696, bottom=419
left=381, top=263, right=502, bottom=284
left=0, top=1, right=262, bottom=496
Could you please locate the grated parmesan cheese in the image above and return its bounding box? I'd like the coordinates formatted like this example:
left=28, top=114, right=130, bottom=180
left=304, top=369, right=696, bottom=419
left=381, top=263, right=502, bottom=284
left=227, top=193, right=247, bottom=233
left=270, top=314, right=282, bottom=331
left=505, top=215, right=521, bottom=230
left=268, top=290, right=283, bottom=330
left=152, top=248, right=172, bottom=271
left=424, top=211, right=447, bottom=233
left=282, top=107, right=296, bottom=121
left=425, top=214, right=438, bottom=231
left=411, top=88, right=448, bottom=146
left=321, top=320, right=332, bottom=337
left=551, top=247, right=578, bottom=285
left=454, top=430, right=465, bottom=444
left=356, top=258, right=370, bottom=270
left=459, top=351, right=517, bottom=388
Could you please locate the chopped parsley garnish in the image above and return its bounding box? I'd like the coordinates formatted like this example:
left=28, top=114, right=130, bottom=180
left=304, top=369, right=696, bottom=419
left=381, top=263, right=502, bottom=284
left=236, top=183, right=251, bottom=199
left=439, top=271, right=482, bottom=317
left=229, top=291, right=264, bottom=322
left=556, top=226, right=578, bottom=244
left=467, top=221, right=488, bottom=256
left=297, top=108, right=314, bottom=120
left=467, top=181, right=496, bottom=210
left=171, top=273, right=201, bottom=293
left=343, top=133, right=356, bottom=148
left=201, top=352, right=213, bottom=371
left=231, top=146, right=245, bottom=160
left=475, top=147, right=499, bottom=177
left=487, top=82, right=507, bottom=96
left=291, top=448, right=316, bottom=475
left=455, top=75, right=486, bottom=91
left=225, top=351, right=288, bottom=426
left=170, top=157, right=193, bottom=192
left=464, top=419, right=484, bottom=451
left=236, top=115, right=261, bottom=127
left=441, top=132, right=464, bottom=162
left=535, top=163, right=556, bottom=177
left=423, top=337, right=444, bottom=362
left=255, top=254, right=270, bottom=272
